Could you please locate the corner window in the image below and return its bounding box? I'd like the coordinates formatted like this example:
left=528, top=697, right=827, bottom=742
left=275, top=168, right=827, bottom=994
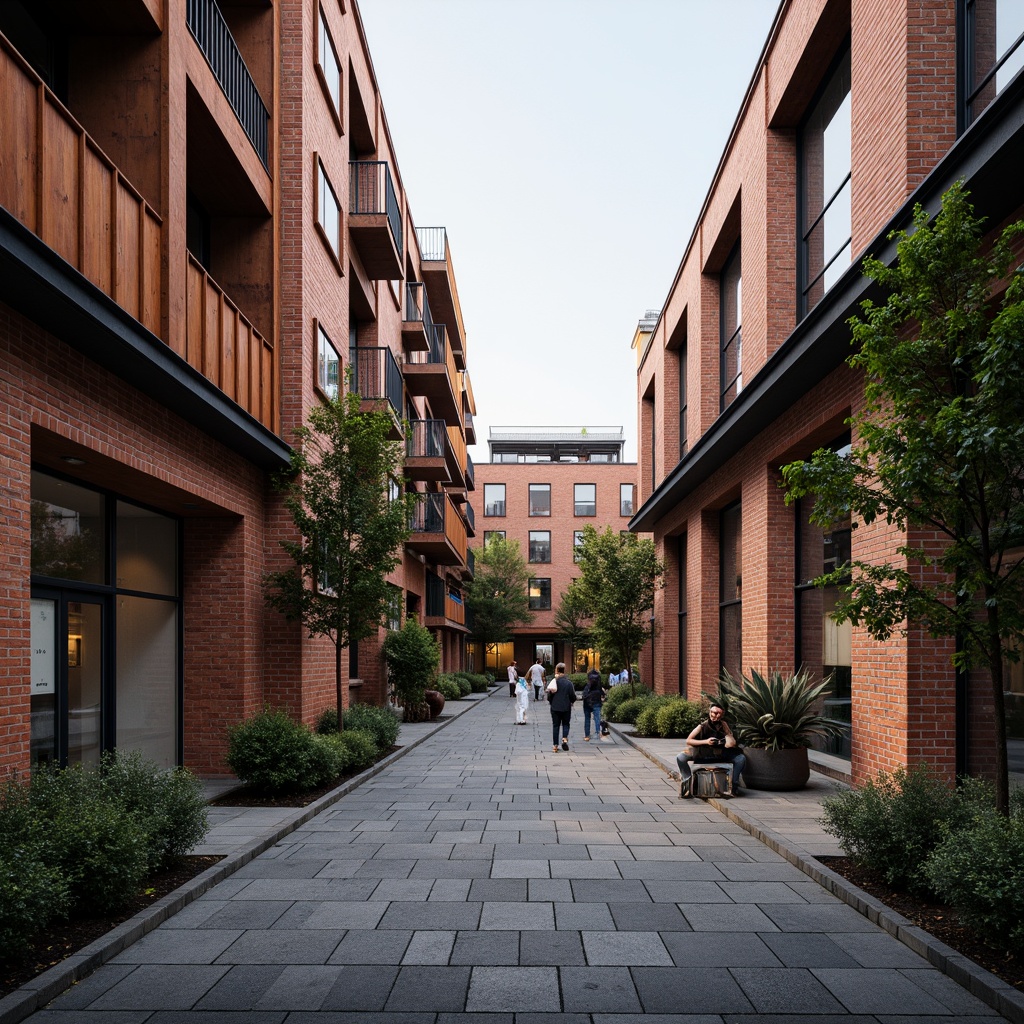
left=799, top=45, right=852, bottom=316
left=317, top=7, right=342, bottom=123
left=316, top=158, right=341, bottom=258
left=720, top=242, right=742, bottom=411
left=961, top=0, right=1024, bottom=129
left=317, top=324, right=340, bottom=400
left=529, top=531, right=551, bottom=563
left=620, top=483, right=634, bottom=517
left=529, top=577, right=551, bottom=611
left=529, top=483, right=551, bottom=517
left=484, top=484, right=505, bottom=517
left=574, top=483, right=596, bottom=517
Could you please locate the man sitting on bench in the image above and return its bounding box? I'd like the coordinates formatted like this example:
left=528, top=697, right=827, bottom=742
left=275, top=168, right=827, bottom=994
left=676, top=701, right=746, bottom=798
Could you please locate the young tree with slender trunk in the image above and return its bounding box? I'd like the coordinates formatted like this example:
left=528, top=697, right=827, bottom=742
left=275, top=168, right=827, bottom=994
left=554, top=582, right=592, bottom=673
left=466, top=536, right=533, bottom=672
left=782, top=182, right=1024, bottom=814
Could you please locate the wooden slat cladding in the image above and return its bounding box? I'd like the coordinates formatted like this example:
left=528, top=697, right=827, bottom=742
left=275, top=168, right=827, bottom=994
left=0, top=34, right=161, bottom=337
left=186, top=254, right=277, bottom=433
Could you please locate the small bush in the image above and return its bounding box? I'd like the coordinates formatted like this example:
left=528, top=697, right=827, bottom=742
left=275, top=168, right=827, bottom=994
left=312, top=732, right=352, bottom=779
left=339, top=729, right=378, bottom=772
left=569, top=673, right=587, bottom=691
left=456, top=676, right=472, bottom=697
left=611, top=696, right=653, bottom=726
left=634, top=696, right=674, bottom=736
left=383, top=619, right=440, bottom=707
left=820, top=765, right=980, bottom=896
left=343, top=703, right=400, bottom=751
left=602, top=683, right=652, bottom=721
left=467, top=674, right=491, bottom=693
left=654, top=697, right=704, bottom=739
left=434, top=674, right=463, bottom=702
left=315, top=707, right=340, bottom=735
left=227, top=706, right=325, bottom=793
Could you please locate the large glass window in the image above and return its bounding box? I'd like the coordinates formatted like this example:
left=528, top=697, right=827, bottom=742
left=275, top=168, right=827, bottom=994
left=317, top=158, right=341, bottom=257
left=317, top=325, right=340, bottom=400
left=529, top=578, right=551, bottom=611
left=529, top=483, right=551, bottom=517
left=720, top=243, right=742, bottom=410
left=719, top=502, right=742, bottom=678
left=484, top=483, right=506, bottom=517
left=317, top=6, right=342, bottom=119
left=800, top=46, right=852, bottom=316
left=529, top=531, right=551, bottom=563
left=620, top=483, right=634, bottom=517
left=574, top=483, right=596, bottom=517
left=962, top=0, right=1024, bottom=129
left=31, top=475, right=106, bottom=583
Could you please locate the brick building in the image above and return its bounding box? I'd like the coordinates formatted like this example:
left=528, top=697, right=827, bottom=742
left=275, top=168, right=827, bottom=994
left=0, top=0, right=475, bottom=776
left=471, top=427, right=638, bottom=678
left=631, top=0, right=1024, bottom=786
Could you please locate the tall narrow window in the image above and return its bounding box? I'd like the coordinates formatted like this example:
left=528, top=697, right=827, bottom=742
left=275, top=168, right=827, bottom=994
left=720, top=244, right=742, bottom=410
left=483, top=484, right=505, bottom=517
left=529, top=531, right=551, bottom=563
left=619, top=483, right=634, bottom=517
left=574, top=483, right=596, bottom=517
left=529, top=484, right=551, bottom=517
left=799, top=46, right=851, bottom=316
left=719, top=502, right=742, bottom=678
left=317, top=7, right=342, bottom=120
left=317, top=324, right=340, bottom=399
left=678, top=533, right=687, bottom=696
left=573, top=530, right=585, bottom=562
left=679, top=341, right=688, bottom=458
left=961, top=0, right=1024, bottom=129
left=529, top=578, right=551, bottom=611
left=317, top=159, right=341, bottom=258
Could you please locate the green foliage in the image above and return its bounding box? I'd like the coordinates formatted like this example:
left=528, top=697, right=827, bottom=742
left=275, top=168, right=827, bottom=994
left=640, top=697, right=704, bottom=738
left=338, top=728, right=378, bottom=772
left=633, top=696, right=674, bottom=736
left=342, top=702, right=401, bottom=751
left=820, top=765, right=984, bottom=896
left=466, top=536, right=533, bottom=655
left=315, top=706, right=340, bottom=735
left=611, top=696, right=651, bottom=726
left=383, top=618, right=440, bottom=706
left=434, top=674, right=464, bottom=702
left=227, top=706, right=329, bottom=793
left=553, top=585, right=592, bottom=661
left=781, top=182, right=1024, bottom=813
left=569, top=673, right=587, bottom=690
left=714, top=667, right=845, bottom=751
left=460, top=672, right=490, bottom=693
left=602, top=683, right=652, bottom=722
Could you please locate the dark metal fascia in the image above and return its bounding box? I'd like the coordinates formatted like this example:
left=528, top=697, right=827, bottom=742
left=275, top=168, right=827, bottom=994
left=0, top=206, right=292, bottom=471
left=629, top=75, right=1024, bottom=534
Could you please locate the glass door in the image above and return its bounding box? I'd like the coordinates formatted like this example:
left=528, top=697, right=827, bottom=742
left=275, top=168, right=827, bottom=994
left=67, top=599, right=104, bottom=766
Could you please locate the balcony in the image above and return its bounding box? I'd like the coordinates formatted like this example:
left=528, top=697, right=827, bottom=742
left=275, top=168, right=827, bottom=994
left=462, top=501, right=475, bottom=537
left=0, top=34, right=162, bottom=337
left=402, top=323, right=460, bottom=422
left=466, top=452, right=476, bottom=491
left=401, top=282, right=433, bottom=354
left=445, top=424, right=467, bottom=490
left=424, top=570, right=467, bottom=629
left=350, top=345, right=403, bottom=438
left=405, top=419, right=448, bottom=482
left=186, top=0, right=269, bottom=168
left=416, top=226, right=466, bottom=369
left=465, top=411, right=477, bottom=445
left=460, top=546, right=475, bottom=582
left=186, top=254, right=277, bottom=431
left=407, top=492, right=467, bottom=565
left=350, top=161, right=403, bottom=279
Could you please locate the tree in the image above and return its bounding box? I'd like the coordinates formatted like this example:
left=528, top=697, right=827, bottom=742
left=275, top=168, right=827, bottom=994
left=781, top=182, right=1024, bottom=814
left=263, top=386, right=417, bottom=730
left=466, top=536, right=532, bottom=671
left=554, top=583, right=592, bottom=672
left=573, top=525, right=664, bottom=694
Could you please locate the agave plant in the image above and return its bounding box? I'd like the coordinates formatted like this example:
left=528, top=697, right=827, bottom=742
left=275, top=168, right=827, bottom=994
left=714, top=667, right=845, bottom=751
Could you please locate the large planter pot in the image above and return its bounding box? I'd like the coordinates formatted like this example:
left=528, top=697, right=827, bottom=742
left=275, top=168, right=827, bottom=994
left=423, top=689, right=445, bottom=720
left=742, top=746, right=810, bottom=791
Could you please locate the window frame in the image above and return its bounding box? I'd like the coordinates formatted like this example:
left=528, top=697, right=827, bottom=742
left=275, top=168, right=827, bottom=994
left=619, top=483, right=634, bottom=518
left=483, top=530, right=505, bottom=547
left=719, top=501, right=742, bottom=678
left=528, top=577, right=552, bottom=611
left=573, top=530, right=585, bottom=563
left=316, top=6, right=343, bottom=132
left=529, top=483, right=551, bottom=517
left=315, top=156, right=342, bottom=267
left=720, top=241, right=742, bottom=411
left=574, top=482, right=596, bottom=517
left=483, top=483, right=506, bottom=517
left=959, top=0, right=1024, bottom=131
left=315, top=321, right=341, bottom=400
left=528, top=530, right=552, bottom=563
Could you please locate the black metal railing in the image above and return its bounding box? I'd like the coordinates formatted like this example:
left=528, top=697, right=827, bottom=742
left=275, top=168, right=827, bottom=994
left=407, top=322, right=447, bottom=366
left=350, top=161, right=403, bottom=256
left=349, top=346, right=402, bottom=417
left=425, top=569, right=446, bottom=618
left=466, top=548, right=475, bottom=578
left=466, top=453, right=475, bottom=489
left=186, top=0, right=269, bottom=167
left=464, top=502, right=475, bottom=533
left=410, top=492, right=445, bottom=534
left=406, top=419, right=446, bottom=459
left=416, top=226, right=447, bottom=262
left=404, top=282, right=434, bottom=330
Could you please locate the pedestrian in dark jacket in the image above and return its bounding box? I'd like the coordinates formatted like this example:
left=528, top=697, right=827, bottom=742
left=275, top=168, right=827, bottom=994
left=581, top=666, right=607, bottom=741
left=546, top=663, right=577, bottom=752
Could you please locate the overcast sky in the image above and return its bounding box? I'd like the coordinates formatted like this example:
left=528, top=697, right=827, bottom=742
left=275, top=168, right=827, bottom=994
left=358, top=0, right=780, bottom=463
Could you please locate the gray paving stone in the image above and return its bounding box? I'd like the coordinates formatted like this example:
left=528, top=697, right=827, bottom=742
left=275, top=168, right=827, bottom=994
left=681, top=903, right=779, bottom=932
left=88, top=965, right=230, bottom=1011
left=327, top=928, right=412, bottom=964
left=108, top=927, right=241, bottom=966
left=370, top=877, right=436, bottom=901
left=429, top=877, right=473, bottom=900
left=828, top=930, right=932, bottom=967
left=193, top=901, right=291, bottom=930
left=385, top=965, right=472, bottom=1011
left=661, top=931, right=782, bottom=968
left=608, top=901, right=691, bottom=931
left=897, top=968, right=1004, bottom=1016
left=409, top=859, right=493, bottom=878
left=686, top=845, right=754, bottom=862
left=191, top=965, right=285, bottom=1010
left=27, top=1014, right=153, bottom=1023
left=233, top=859, right=330, bottom=878
left=570, top=879, right=651, bottom=903
left=811, top=967, right=957, bottom=1014
left=759, top=932, right=859, bottom=967
left=257, top=965, right=343, bottom=1010
left=216, top=928, right=342, bottom=964
left=300, top=901, right=389, bottom=930
left=631, top=966, right=753, bottom=1014
left=762, top=903, right=880, bottom=933
left=402, top=929, right=456, bottom=964
left=479, top=900, right=555, bottom=930
left=560, top=966, right=643, bottom=1013
left=643, top=880, right=727, bottom=903
left=617, top=860, right=725, bottom=880
left=135, top=1014, right=287, bottom=1023
left=519, top=929, right=586, bottom=966
left=550, top=860, right=622, bottom=879
left=319, top=964, right=400, bottom=1010
left=719, top=880, right=812, bottom=903
left=45, top=963, right=139, bottom=1009
left=378, top=901, right=483, bottom=930
left=582, top=930, right=673, bottom=966
left=351, top=859, right=414, bottom=878
left=468, top=878, right=528, bottom=901
left=465, top=966, right=561, bottom=1012
left=554, top=901, right=616, bottom=929
left=731, top=966, right=848, bottom=1013
left=450, top=929, right=519, bottom=965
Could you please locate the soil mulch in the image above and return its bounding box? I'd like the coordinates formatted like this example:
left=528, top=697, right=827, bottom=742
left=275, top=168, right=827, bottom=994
left=0, top=855, right=223, bottom=1000
left=820, top=855, right=1024, bottom=993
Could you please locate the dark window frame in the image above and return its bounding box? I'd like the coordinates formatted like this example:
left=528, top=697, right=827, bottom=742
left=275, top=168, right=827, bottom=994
left=720, top=242, right=742, bottom=411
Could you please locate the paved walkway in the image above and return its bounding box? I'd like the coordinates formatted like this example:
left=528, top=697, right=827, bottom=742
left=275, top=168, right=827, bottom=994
left=10, top=688, right=1020, bottom=1023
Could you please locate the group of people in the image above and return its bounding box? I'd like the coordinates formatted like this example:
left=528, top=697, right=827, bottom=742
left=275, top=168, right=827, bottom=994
left=507, top=658, right=746, bottom=796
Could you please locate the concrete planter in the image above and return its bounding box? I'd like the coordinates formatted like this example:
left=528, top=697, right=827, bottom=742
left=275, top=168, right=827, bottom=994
left=742, top=746, right=810, bottom=791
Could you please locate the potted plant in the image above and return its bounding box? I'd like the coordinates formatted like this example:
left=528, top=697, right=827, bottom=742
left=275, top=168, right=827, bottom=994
left=714, top=667, right=844, bottom=790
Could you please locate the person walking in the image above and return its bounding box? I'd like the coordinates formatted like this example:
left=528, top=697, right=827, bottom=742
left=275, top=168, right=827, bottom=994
left=507, top=659, right=518, bottom=698
left=546, top=662, right=576, bottom=752
left=527, top=657, right=546, bottom=701
left=581, top=665, right=606, bottom=741
left=514, top=671, right=530, bottom=725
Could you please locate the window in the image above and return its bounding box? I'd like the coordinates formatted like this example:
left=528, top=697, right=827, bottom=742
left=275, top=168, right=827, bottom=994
left=388, top=477, right=401, bottom=504
left=679, top=340, right=688, bottom=458
left=677, top=533, right=687, bottom=696
left=961, top=0, right=1024, bottom=129
left=720, top=242, right=742, bottom=410
left=620, top=483, right=634, bottom=517
left=574, top=483, right=596, bottom=517
left=719, top=502, right=742, bottom=678
left=529, top=531, right=551, bottom=563
left=529, top=483, right=551, bottom=517
left=386, top=584, right=402, bottom=632
left=317, top=158, right=341, bottom=258
left=483, top=530, right=505, bottom=547
left=317, top=7, right=342, bottom=121
left=573, top=530, right=585, bottom=562
left=529, top=577, right=551, bottom=611
left=484, top=483, right=505, bottom=517
left=799, top=45, right=851, bottom=316
left=317, top=324, right=340, bottom=399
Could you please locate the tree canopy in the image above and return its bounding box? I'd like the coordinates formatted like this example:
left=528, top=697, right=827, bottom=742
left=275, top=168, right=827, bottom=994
left=781, top=181, right=1024, bottom=813
left=466, top=536, right=532, bottom=667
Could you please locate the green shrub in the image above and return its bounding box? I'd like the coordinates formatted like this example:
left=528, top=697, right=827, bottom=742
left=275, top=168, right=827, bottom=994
left=227, top=706, right=325, bottom=793
left=611, top=696, right=653, bottom=726
left=339, top=729, right=378, bottom=772
left=456, top=675, right=472, bottom=697
left=312, top=732, right=352, bottom=778
left=434, top=674, right=463, bottom=702
left=602, top=683, right=652, bottom=721
left=315, top=707, right=340, bottom=735
left=633, top=696, right=674, bottom=736
left=466, top=674, right=491, bottom=693
left=569, top=673, right=587, bottom=691
left=383, top=619, right=440, bottom=707
left=343, top=703, right=400, bottom=751
left=820, top=765, right=980, bottom=896
left=30, top=763, right=149, bottom=915
left=925, top=806, right=1024, bottom=944
left=631, top=696, right=703, bottom=738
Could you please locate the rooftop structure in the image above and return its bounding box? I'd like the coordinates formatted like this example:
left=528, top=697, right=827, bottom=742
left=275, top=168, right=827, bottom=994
left=487, top=426, right=626, bottom=464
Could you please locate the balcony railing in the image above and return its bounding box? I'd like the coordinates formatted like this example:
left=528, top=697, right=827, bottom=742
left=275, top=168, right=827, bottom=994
left=406, top=418, right=446, bottom=459
left=408, top=491, right=467, bottom=564
left=186, top=0, right=269, bottom=167
left=416, top=226, right=447, bottom=262
left=467, top=547, right=475, bottom=578
left=426, top=570, right=446, bottom=618
left=466, top=452, right=475, bottom=490
left=349, top=346, right=402, bottom=417
left=350, top=160, right=402, bottom=256
left=405, top=282, right=433, bottom=329
left=464, top=502, right=475, bottom=534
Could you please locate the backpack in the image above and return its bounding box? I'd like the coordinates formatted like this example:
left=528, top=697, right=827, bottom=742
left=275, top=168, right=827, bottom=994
left=690, top=766, right=732, bottom=799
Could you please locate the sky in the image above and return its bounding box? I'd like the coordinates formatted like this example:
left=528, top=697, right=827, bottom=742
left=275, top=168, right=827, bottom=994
left=358, top=0, right=781, bottom=464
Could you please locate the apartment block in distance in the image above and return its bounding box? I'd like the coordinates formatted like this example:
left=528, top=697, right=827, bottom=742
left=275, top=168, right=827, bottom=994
left=471, top=427, right=637, bottom=677
left=631, top=0, right=1023, bottom=787
left=0, top=0, right=476, bottom=777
